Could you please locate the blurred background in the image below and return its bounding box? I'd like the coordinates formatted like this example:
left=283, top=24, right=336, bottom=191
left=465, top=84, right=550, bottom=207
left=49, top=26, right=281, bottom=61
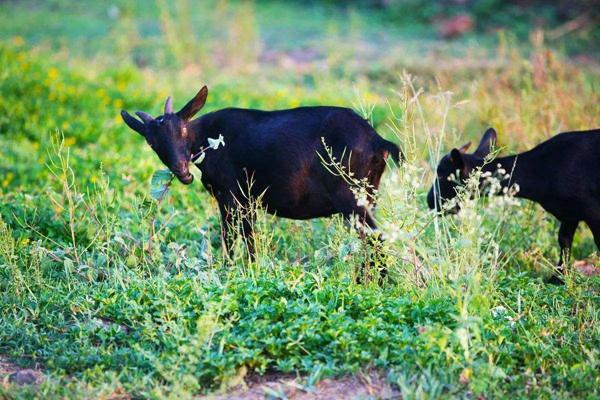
left=0, top=0, right=600, bottom=194
left=0, top=0, right=598, bottom=187
left=2, top=0, right=598, bottom=89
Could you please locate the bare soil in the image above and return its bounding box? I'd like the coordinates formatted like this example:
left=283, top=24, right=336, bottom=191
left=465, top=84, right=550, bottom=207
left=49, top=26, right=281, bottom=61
left=0, top=355, right=44, bottom=386
left=200, top=371, right=400, bottom=400
left=2, top=355, right=398, bottom=399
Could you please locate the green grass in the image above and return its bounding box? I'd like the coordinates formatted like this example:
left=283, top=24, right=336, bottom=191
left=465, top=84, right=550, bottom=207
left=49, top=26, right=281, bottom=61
left=0, top=1, right=599, bottom=398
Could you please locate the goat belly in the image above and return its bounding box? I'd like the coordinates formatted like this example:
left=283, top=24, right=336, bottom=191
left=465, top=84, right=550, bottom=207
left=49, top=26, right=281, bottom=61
left=261, top=190, right=337, bottom=220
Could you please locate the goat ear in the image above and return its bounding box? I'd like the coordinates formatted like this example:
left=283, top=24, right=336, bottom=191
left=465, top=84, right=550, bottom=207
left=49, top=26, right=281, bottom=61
left=121, top=110, right=146, bottom=137
left=474, top=127, right=497, bottom=158
left=449, top=148, right=465, bottom=169
left=458, top=141, right=471, bottom=153
left=177, top=86, right=208, bottom=121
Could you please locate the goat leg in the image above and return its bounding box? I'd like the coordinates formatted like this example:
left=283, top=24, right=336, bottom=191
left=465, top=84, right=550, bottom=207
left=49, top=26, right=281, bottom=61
left=548, top=220, right=579, bottom=285
left=218, top=203, right=236, bottom=260
left=341, top=204, right=387, bottom=284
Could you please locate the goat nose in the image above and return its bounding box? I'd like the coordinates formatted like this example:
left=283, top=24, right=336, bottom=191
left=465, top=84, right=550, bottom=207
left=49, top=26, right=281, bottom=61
left=176, top=160, right=188, bottom=172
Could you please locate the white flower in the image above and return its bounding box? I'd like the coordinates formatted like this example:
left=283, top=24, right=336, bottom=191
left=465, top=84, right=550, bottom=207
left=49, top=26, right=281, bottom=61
left=491, top=305, right=507, bottom=318
left=356, top=195, right=369, bottom=207
left=207, top=134, right=225, bottom=150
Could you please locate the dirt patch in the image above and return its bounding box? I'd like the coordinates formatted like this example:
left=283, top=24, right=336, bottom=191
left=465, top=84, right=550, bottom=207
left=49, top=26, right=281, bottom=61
left=201, top=371, right=400, bottom=400
left=0, top=355, right=45, bottom=386
left=574, top=260, right=600, bottom=277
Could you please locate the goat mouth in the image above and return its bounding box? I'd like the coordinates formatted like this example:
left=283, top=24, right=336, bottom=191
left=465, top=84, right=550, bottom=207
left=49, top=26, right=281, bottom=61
left=444, top=205, right=460, bottom=215
left=177, top=173, right=194, bottom=185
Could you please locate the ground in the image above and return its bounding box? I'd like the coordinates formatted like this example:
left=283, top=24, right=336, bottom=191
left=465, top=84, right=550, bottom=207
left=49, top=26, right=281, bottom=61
left=0, top=354, right=398, bottom=399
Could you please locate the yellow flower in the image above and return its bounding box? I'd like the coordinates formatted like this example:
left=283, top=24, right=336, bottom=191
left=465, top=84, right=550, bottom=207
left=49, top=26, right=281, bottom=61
left=12, top=36, right=25, bottom=46
left=47, top=67, right=59, bottom=80
left=114, top=98, right=124, bottom=108
left=21, top=238, right=30, bottom=246
left=2, top=172, right=14, bottom=187
left=61, top=121, right=71, bottom=131
left=64, top=137, right=76, bottom=147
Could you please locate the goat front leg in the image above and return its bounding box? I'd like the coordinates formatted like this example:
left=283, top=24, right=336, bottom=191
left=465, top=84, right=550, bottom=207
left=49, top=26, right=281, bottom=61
left=218, top=202, right=236, bottom=260
left=548, top=220, right=579, bottom=285
left=343, top=205, right=386, bottom=284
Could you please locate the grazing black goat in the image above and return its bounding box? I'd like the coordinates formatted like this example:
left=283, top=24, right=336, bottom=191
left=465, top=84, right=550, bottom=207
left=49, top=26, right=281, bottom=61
left=121, top=86, right=401, bottom=273
left=427, top=127, right=600, bottom=284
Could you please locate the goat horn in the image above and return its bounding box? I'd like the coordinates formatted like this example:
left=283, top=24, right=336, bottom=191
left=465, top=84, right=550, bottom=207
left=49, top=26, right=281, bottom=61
left=164, top=96, right=173, bottom=114
left=135, top=111, right=154, bottom=124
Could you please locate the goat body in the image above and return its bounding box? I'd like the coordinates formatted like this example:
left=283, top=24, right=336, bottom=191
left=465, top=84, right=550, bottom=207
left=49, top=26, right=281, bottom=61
left=192, top=106, right=400, bottom=257
left=193, top=106, right=399, bottom=219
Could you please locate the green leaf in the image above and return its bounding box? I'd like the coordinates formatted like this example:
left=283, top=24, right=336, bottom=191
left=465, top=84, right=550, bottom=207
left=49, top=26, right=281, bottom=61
left=150, top=169, right=174, bottom=200
left=192, top=151, right=205, bottom=165
left=190, top=165, right=202, bottom=182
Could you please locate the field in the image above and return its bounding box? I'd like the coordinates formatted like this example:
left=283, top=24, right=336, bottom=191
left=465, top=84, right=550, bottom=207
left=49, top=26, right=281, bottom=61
left=0, top=1, right=599, bottom=398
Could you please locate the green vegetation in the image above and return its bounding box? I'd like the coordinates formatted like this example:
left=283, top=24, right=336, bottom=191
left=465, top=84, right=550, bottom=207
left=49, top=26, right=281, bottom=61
left=0, top=1, right=599, bottom=398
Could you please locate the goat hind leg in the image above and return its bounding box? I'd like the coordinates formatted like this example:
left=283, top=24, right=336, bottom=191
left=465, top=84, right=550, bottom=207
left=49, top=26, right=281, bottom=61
left=585, top=219, right=600, bottom=253
left=548, top=220, right=579, bottom=285
left=340, top=204, right=387, bottom=283
left=241, top=211, right=257, bottom=261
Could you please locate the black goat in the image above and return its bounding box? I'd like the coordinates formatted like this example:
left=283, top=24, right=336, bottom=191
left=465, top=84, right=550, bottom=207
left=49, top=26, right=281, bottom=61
left=121, top=86, right=401, bottom=272
left=427, top=127, right=600, bottom=284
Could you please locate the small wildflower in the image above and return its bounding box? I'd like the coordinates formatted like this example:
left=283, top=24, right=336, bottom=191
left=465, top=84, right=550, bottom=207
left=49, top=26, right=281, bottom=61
left=47, top=67, right=59, bottom=80
left=459, top=367, right=472, bottom=385
left=12, top=36, right=25, bottom=46
left=207, top=134, right=225, bottom=150
left=491, top=305, right=507, bottom=318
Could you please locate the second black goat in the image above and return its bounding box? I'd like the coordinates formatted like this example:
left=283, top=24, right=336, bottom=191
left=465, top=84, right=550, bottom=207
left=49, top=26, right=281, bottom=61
left=428, top=127, right=600, bottom=284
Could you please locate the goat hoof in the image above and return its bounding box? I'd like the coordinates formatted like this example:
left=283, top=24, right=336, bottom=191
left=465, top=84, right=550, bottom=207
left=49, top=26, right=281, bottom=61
left=546, top=274, right=565, bottom=285
left=354, top=267, right=387, bottom=286
left=355, top=274, right=363, bottom=285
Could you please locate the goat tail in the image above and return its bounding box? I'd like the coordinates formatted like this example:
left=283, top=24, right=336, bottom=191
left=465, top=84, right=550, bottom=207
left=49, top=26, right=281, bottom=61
left=377, top=138, right=403, bottom=164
